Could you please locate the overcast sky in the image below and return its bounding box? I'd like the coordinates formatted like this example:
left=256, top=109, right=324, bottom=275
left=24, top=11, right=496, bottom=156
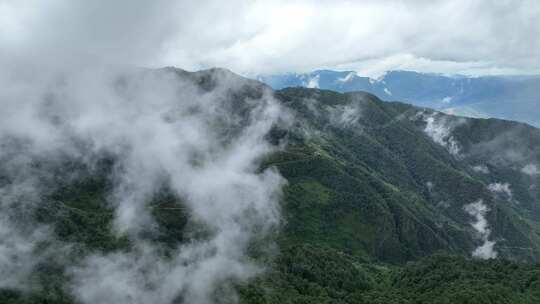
left=1, top=0, right=539, bottom=77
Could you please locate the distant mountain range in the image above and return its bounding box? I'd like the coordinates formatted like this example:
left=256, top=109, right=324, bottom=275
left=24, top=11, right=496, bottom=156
left=257, top=70, right=540, bottom=127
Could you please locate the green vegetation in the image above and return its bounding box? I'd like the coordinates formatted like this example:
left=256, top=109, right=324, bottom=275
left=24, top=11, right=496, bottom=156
left=3, top=75, right=540, bottom=302
left=240, top=245, right=540, bottom=304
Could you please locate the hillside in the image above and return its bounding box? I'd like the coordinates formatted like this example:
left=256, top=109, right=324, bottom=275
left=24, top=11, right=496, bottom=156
left=269, top=86, right=540, bottom=264
left=1, top=68, right=540, bottom=303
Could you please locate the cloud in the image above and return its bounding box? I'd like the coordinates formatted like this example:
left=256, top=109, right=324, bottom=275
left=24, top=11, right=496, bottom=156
left=419, top=112, right=462, bottom=156
left=472, top=165, right=490, bottom=174
left=522, top=164, right=540, bottom=176
left=1, top=0, right=539, bottom=76
left=0, top=0, right=537, bottom=300
left=0, top=61, right=288, bottom=303
left=487, top=182, right=513, bottom=201
left=466, top=126, right=540, bottom=167
left=463, top=200, right=497, bottom=259
left=0, top=148, right=75, bottom=290
left=472, top=239, right=497, bottom=260
left=69, top=234, right=262, bottom=304
left=0, top=215, right=51, bottom=289
left=326, top=96, right=365, bottom=129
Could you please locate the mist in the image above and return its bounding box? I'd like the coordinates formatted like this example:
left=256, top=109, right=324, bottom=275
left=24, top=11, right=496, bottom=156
left=487, top=182, right=513, bottom=202
left=522, top=164, right=540, bottom=176
left=464, top=200, right=497, bottom=259
left=0, top=57, right=289, bottom=304
left=1, top=1, right=539, bottom=303
left=0, top=3, right=294, bottom=301
left=417, top=111, right=463, bottom=157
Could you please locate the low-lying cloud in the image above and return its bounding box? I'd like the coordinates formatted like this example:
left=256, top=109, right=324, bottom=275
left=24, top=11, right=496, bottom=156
left=487, top=182, right=513, bottom=202
left=522, top=164, right=540, bottom=176
left=464, top=200, right=497, bottom=259
left=0, top=64, right=288, bottom=304
left=472, top=165, right=490, bottom=174
left=418, top=112, right=463, bottom=157
left=330, top=102, right=363, bottom=128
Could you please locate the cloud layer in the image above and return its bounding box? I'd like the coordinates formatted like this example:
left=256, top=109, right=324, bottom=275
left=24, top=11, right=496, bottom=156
left=1, top=0, right=539, bottom=76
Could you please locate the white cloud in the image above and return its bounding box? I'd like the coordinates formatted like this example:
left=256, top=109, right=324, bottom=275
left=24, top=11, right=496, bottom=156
left=472, top=239, right=497, bottom=260
left=472, top=165, right=490, bottom=174
left=0, top=63, right=289, bottom=303
left=522, top=164, right=540, bottom=176
left=420, top=112, right=462, bottom=156
left=329, top=97, right=364, bottom=128
left=1, top=1, right=539, bottom=76
left=0, top=215, right=52, bottom=289
left=464, top=200, right=497, bottom=259
left=488, top=182, right=513, bottom=201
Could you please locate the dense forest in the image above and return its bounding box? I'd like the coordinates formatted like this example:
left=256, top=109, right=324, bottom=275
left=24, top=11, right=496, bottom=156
left=1, top=68, right=540, bottom=303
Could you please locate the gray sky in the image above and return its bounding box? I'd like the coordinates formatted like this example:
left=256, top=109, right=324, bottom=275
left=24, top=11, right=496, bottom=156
left=1, top=0, right=539, bottom=77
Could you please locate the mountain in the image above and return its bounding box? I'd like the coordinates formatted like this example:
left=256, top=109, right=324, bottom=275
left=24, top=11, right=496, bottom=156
left=2, top=68, right=540, bottom=303
left=257, top=70, right=540, bottom=127
left=270, top=87, right=540, bottom=263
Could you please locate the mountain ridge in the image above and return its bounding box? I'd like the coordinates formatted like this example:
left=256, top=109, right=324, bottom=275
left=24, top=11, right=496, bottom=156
left=257, top=69, right=540, bottom=127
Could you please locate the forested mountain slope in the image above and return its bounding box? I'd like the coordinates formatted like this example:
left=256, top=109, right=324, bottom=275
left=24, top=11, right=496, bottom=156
left=1, top=68, right=540, bottom=303
left=270, top=86, right=540, bottom=264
